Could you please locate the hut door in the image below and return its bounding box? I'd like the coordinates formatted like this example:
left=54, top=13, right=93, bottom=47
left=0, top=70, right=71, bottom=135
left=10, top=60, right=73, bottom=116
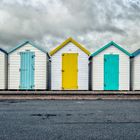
left=62, top=53, right=78, bottom=90
left=104, top=54, right=119, bottom=90
left=20, top=51, right=35, bottom=89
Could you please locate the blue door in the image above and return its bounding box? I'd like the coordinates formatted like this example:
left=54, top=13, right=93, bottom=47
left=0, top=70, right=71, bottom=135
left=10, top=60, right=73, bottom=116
left=104, top=54, right=119, bottom=90
left=20, top=51, right=35, bottom=90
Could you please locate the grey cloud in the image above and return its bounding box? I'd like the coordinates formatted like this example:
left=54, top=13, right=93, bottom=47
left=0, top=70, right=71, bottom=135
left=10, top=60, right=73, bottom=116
left=0, top=0, right=140, bottom=53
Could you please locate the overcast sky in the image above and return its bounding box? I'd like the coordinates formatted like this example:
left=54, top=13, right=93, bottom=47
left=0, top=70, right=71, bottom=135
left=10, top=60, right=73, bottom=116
left=0, top=0, right=140, bottom=53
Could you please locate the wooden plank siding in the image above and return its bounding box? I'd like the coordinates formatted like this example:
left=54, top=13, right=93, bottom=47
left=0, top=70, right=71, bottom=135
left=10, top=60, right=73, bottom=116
left=51, top=42, right=89, bottom=90
left=8, top=44, right=48, bottom=90
left=0, top=51, right=7, bottom=89
left=91, top=45, right=130, bottom=90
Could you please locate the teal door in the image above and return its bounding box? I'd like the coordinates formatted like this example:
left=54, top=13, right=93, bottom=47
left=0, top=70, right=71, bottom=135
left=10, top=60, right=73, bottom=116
left=20, top=51, right=35, bottom=90
left=104, top=54, right=119, bottom=90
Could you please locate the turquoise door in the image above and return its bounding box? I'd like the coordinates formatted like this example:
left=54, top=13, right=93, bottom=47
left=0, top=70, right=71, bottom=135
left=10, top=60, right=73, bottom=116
left=104, top=54, right=119, bottom=90
left=20, top=51, right=35, bottom=90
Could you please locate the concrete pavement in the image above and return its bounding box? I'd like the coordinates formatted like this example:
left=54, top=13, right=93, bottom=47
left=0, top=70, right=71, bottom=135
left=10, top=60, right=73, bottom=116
left=0, top=100, right=140, bottom=140
left=0, top=90, right=140, bottom=100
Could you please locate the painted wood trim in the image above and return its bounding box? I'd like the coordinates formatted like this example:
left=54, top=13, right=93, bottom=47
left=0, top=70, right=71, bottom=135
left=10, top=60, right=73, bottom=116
left=50, top=37, right=90, bottom=56
left=8, top=41, right=49, bottom=57
left=90, top=41, right=131, bottom=58
left=0, top=48, right=7, bottom=54
left=131, top=49, right=140, bottom=57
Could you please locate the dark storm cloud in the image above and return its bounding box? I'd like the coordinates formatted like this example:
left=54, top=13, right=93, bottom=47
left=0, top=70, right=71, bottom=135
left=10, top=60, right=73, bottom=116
left=0, top=0, right=140, bottom=52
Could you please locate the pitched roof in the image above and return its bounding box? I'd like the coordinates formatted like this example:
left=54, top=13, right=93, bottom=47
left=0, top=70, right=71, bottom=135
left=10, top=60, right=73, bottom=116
left=0, top=48, right=7, bottom=54
left=131, top=49, right=140, bottom=57
left=89, top=41, right=131, bottom=59
left=8, top=40, right=49, bottom=56
left=50, top=37, right=90, bottom=56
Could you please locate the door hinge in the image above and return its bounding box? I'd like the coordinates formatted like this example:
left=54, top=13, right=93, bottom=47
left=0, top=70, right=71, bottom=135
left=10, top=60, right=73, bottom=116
left=19, top=68, right=21, bottom=71
left=61, top=70, right=64, bottom=72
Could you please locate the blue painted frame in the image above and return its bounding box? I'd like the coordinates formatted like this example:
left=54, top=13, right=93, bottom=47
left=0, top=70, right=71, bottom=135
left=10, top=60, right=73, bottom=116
left=89, top=41, right=131, bottom=59
left=8, top=40, right=50, bottom=58
left=131, top=49, right=140, bottom=57
left=0, top=48, right=7, bottom=54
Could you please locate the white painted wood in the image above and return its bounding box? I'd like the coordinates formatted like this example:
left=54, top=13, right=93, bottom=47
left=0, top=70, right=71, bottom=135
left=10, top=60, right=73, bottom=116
left=51, top=43, right=89, bottom=90
left=8, top=44, right=48, bottom=90
left=0, top=51, right=7, bottom=89
left=91, top=45, right=130, bottom=90
left=131, top=55, right=140, bottom=90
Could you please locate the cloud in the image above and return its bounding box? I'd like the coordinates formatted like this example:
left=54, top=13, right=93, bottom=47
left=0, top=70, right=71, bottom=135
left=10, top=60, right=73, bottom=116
left=0, top=0, right=140, bottom=53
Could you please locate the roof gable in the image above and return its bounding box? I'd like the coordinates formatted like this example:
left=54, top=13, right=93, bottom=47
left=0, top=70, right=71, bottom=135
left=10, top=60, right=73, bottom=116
left=90, top=41, right=131, bottom=59
left=8, top=40, right=48, bottom=55
left=50, top=37, right=90, bottom=56
left=0, top=48, right=7, bottom=54
left=131, top=49, right=140, bottom=57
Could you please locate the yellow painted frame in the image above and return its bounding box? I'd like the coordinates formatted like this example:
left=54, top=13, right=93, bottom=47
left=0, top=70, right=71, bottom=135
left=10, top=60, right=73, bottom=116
left=50, top=37, right=90, bottom=56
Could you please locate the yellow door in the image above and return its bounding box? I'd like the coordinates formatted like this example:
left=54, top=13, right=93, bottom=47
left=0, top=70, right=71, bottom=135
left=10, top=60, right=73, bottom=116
left=62, top=53, right=78, bottom=90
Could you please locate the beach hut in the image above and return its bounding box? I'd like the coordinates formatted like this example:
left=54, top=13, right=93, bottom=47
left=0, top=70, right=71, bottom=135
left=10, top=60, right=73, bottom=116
left=8, top=41, right=50, bottom=90
left=0, top=48, right=7, bottom=90
left=89, top=41, right=131, bottom=90
left=50, top=37, right=90, bottom=90
left=131, top=49, right=140, bottom=90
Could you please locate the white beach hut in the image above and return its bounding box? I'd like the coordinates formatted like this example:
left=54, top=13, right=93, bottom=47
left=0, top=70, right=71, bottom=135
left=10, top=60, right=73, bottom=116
left=89, top=41, right=131, bottom=91
left=0, top=48, right=7, bottom=90
left=131, top=49, right=140, bottom=90
left=8, top=41, right=50, bottom=90
left=50, top=37, right=90, bottom=90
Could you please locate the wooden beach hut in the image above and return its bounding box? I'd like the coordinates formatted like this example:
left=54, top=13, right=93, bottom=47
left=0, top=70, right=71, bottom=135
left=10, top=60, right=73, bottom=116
left=0, top=48, right=7, bottom=90
left=8, top=41, right=50, bottom=90
left=131, top=49, right=140, bottom=90
left=50, top=37, right=90, bottom=90
left=89, top=41, right=131, bottom=90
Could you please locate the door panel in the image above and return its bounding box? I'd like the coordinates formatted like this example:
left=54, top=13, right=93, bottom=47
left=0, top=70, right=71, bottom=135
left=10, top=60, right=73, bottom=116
left=20, top=51, right=35, bottom=89
left=62, top=53, right=78, bottom=90
left=104, top=54, right=119, bottom=90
